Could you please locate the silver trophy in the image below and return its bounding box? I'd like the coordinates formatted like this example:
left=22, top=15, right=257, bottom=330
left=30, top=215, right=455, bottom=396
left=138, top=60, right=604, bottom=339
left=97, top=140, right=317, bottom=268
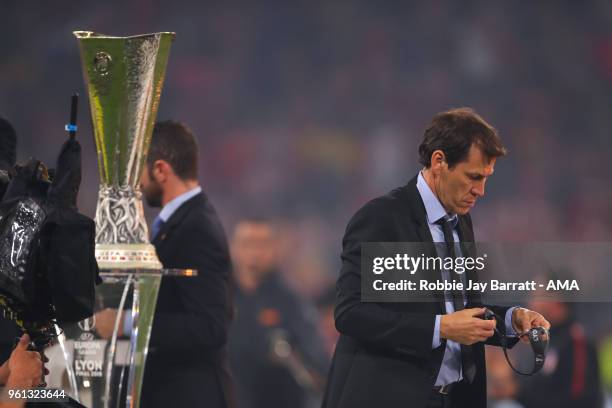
left=74, top=31, right=175, bottom=270
left=66, top=32, right=181, bottom=408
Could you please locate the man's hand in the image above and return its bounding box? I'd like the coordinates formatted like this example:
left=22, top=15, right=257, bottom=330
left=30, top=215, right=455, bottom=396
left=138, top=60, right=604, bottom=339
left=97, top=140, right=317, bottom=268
left=440, top=308, right=496, bottom=345
left=94, top=308, right=124, bottom=339
left=511, top=307, right=551, bottom=343
left=5, top=334, right=42, bottom=389
left=0, top=360, right=9, bottom=385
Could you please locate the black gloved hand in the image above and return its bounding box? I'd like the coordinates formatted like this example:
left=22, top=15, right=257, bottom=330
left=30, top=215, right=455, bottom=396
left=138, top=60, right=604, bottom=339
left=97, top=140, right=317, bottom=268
left=47, top=139, right=81, bottom=209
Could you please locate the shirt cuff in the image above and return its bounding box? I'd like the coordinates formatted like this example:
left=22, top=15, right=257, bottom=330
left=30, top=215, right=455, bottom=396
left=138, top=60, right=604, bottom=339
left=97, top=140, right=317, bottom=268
left=432, top=315, right=441, bottom=349
left=123, top=310, right=133, bottom=337
left=505, top=307, right=518, bottom=336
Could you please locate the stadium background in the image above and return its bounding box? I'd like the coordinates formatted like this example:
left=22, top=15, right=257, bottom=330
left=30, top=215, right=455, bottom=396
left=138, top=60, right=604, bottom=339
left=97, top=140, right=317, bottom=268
left=2, top=1, right=612, bottom=406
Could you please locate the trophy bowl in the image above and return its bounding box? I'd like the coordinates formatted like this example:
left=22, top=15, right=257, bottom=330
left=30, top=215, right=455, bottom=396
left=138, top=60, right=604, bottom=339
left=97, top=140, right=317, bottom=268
left=75, top=31, right=175, bottom=270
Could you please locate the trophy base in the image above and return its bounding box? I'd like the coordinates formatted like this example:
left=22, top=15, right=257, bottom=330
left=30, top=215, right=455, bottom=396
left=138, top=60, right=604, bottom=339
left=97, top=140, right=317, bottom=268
left=95, top=243, right=162, bottom=270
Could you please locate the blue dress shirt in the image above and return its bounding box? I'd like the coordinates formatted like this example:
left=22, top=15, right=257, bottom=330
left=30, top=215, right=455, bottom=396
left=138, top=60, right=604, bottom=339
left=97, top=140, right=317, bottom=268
left=157, top=186, right=202, bottom=223
left=416, top=172, right=515, bottom=386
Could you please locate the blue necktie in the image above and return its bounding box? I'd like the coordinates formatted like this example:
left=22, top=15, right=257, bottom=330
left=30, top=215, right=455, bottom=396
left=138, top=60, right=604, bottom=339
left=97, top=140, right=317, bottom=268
left=151, top=216, right=165, bottom=240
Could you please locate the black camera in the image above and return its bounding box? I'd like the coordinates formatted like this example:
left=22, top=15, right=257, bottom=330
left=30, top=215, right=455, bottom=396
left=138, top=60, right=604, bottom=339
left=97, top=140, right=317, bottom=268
left=482, top=308, right=549, bottom=376
left=0, top=105, right=98, bottom=350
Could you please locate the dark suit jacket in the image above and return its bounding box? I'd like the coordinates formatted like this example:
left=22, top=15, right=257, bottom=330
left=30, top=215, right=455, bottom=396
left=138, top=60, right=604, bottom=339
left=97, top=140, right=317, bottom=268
left=141, top=192, right=235, bottom=408
left=322, top=176, right=513, bottom=408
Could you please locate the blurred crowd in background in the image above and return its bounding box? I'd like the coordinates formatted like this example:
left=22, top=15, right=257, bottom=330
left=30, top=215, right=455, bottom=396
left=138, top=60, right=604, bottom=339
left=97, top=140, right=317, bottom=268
left=2, top=0, right=612, bottom=406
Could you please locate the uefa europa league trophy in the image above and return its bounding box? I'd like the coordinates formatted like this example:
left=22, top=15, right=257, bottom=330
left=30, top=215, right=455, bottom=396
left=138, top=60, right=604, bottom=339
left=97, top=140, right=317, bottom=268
left=53, top=31, right=182, bottom=408
left=75, top=30, right=176, bottom=270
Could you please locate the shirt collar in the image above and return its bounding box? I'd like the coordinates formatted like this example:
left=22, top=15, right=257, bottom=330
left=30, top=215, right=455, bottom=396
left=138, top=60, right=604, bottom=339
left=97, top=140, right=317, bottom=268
left=158, top=186, right=202, bottom=222
left=416, top=172, right=457, bottom=227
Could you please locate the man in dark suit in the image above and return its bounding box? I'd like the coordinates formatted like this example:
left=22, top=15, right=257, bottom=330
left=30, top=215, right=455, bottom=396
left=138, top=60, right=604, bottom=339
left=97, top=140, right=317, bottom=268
left=100, top=120, right=235, bottom=407
left=322, top=108, right=550, bottom=408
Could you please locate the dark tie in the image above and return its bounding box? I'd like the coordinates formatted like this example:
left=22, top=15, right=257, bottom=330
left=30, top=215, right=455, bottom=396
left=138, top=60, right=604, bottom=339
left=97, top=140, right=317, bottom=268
left=437, top=216, right=477, bottom=383
left=151, top=216, right=165, bottom=240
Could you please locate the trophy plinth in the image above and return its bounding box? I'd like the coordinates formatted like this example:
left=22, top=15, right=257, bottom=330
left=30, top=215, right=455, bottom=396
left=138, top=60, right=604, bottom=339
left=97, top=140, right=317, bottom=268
left=74, top=31, right=175, bottom=270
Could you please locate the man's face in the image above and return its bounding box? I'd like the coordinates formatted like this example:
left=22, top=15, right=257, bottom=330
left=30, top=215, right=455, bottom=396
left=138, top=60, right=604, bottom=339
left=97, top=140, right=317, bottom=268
left=140, top=166, right=163, bottom=208
left=231, top=222, right=278, bottom=280
left=435, top=145, right=496, bottom=215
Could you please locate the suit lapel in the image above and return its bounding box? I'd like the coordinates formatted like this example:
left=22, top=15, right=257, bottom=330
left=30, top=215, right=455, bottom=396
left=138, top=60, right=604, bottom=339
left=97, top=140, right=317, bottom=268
left=401, top=177, right=446, bottom=310
left=401, top=177, right=435, bottom=249
left=152, top=193, right=205, bottom=249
